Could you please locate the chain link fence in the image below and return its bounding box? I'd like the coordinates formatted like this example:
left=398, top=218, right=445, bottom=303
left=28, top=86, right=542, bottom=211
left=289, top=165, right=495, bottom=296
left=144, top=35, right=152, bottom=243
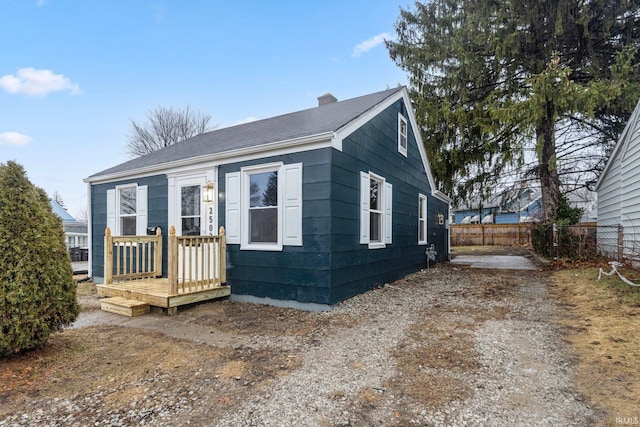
left=532, top=222, right=623, bottom=261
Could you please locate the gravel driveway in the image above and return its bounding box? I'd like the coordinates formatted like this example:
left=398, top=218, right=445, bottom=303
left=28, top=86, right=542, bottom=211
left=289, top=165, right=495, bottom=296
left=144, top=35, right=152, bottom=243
left=2, top=262, right=599, bottom=426
left=218, top=266, right=595, bottom=426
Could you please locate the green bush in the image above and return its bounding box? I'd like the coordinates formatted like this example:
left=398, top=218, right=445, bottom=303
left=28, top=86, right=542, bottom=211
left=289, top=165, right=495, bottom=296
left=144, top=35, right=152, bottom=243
left=0, top=161, right=79, bottom=356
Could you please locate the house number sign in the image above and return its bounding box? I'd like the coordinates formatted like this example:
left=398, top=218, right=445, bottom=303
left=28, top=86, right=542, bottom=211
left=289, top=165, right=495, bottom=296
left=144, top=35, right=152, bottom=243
left=208, top=206, right=215, bottom=235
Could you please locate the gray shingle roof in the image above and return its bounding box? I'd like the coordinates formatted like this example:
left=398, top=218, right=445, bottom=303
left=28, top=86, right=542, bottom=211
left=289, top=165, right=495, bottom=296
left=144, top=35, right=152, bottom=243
left=89, top=87, right=403, bottom=179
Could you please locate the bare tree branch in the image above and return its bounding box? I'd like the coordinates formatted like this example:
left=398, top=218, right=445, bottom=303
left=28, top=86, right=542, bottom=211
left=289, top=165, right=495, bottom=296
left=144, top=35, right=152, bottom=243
left=126, top=106, right=216, bottom=158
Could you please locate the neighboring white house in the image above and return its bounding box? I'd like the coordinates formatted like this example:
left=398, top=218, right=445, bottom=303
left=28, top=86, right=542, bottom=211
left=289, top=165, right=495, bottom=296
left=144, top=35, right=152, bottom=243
left=50, top=199, right=88, bottom=261
left=596, top=97, right=640, bottom=260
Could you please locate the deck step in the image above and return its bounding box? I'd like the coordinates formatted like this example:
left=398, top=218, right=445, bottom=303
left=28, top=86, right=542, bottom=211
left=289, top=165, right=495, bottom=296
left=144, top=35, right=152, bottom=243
left=100, top=297, right=150, bottom=317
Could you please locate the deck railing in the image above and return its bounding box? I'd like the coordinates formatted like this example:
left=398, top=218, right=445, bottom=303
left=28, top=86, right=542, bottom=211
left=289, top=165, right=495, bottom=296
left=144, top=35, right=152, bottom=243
left=104, top=226, right=227, bottom=296
left=104, top=227, right=163, bottom=285
left=168, top=226, right=227, bottom=296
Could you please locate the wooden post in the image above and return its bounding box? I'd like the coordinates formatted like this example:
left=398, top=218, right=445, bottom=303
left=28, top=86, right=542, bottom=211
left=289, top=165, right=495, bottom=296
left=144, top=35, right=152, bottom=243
left=154, top=226, right=163, bottom=277
left=618, top=224, right=624, bottom=262
left=168, top=226, right=178, bottom=296
left=552, top=223, right=558, bottom=260
left=104, top=227, right=113, bottom=285
left=219, top=226, right=226, bottom=284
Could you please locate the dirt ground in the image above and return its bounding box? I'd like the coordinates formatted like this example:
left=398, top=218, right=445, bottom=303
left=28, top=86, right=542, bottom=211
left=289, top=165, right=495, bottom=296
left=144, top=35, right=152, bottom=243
left=1, top=247, right=638, bottom=425
left=549, top=266, right=640, bottom=426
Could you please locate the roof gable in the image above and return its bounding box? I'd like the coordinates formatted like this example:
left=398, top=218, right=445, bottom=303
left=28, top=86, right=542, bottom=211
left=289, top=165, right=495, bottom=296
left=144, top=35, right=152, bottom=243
left=596, top=96, right=640, bottom=191
left=87, top=87, right=403, bottom=181
left=85, top=86, right=450, bottom=204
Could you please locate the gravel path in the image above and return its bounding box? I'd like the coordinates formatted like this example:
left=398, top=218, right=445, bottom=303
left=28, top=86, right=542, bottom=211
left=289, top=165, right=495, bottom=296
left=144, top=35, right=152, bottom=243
left=217, top=267, right=595, bottom=426
left=2, top=264, right=599, bottom=426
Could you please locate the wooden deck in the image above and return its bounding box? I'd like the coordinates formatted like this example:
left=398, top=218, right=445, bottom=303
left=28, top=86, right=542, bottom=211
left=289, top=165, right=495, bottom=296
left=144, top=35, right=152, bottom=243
left=97, top=279, right=231, bottom=309
left=101, top=226, right=229, bottom=315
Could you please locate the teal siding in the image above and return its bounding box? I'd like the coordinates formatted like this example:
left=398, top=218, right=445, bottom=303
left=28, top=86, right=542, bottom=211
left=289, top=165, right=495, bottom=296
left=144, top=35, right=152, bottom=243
left=218, top=149, right=333, bottom=304
left=90, top=175, right=168, bottom=281
left=329, top=99, right=448, bottom=304
left=89, top=97, right=449, bottom=306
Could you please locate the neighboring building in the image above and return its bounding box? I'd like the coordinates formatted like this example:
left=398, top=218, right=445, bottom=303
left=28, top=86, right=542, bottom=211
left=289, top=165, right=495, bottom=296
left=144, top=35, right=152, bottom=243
left=50, top=199, right=88, bottom=261
left=85, top=87, right=451, bottom=309
left=454, top=186, right=596, bottom=225
left=454, top=188, right=542, bottom=224
left=596, top=97, right=640, bottom=260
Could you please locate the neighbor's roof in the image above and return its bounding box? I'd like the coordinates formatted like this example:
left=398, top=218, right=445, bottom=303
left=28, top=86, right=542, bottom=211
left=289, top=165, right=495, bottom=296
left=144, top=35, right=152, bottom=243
left=87, top=87, right=404, bottom=180
left=50, top=199, right=77, bottom=223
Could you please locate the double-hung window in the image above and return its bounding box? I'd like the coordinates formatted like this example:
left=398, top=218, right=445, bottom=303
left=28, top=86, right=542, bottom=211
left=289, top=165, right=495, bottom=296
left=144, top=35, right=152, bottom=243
left=418, top=194, right=427, bottom=244
left=360, top=171, right=392, bottom=249
left=106, top=184, right=148, bottom=236
left=398, top=113, right=408, bottom=156
left=369, top=177, right=383, bottom=243
left=248, top=169, right=279, bottom=244
left=119, top=186, right=137, bottom=235
left=225, top=162, right=303, bottom=250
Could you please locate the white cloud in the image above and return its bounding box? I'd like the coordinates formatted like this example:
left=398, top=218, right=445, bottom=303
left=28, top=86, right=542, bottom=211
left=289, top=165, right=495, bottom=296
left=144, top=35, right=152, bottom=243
left=36, top=0, right=48, bottom=7
left=0, top=131, right=32, bottom=146
left=234, top=116, right=257, bottom=125
left=0, top=67, right=82, bottom=96
left=351, top=32, right=392, bottom=58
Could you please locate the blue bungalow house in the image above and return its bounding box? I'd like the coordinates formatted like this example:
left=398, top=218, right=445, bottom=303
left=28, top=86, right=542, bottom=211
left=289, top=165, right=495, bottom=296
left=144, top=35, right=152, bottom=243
left=85, top=87, right=451, bottom=310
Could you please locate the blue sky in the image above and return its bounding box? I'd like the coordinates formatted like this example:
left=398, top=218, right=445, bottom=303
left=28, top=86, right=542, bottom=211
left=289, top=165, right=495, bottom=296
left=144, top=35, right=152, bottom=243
left=0, top=0, right=409, bottom=218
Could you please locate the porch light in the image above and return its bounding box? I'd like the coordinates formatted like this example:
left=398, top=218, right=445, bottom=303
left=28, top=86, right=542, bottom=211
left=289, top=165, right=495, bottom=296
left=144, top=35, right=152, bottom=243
left=203, top=181, right=215, bottom=203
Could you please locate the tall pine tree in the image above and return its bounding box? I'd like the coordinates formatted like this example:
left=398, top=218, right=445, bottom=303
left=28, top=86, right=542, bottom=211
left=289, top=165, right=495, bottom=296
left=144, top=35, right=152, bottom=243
left=387, top=0, right=640, bottom=220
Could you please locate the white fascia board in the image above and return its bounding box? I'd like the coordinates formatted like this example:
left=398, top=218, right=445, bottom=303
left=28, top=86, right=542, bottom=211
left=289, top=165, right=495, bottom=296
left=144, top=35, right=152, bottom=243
left=434, top=190, right=453, bottom=204
left=84, top=132, right=335, bottom=185
left=335, top=90, right=404, bottom=141
left=335, top=86, right=450, bottom=204
left=596, top=97, right=640, bottom=191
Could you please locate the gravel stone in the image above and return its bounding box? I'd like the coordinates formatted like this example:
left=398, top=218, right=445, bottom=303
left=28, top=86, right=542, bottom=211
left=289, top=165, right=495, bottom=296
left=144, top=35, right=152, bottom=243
left=2, top=265, right=597, bottom=426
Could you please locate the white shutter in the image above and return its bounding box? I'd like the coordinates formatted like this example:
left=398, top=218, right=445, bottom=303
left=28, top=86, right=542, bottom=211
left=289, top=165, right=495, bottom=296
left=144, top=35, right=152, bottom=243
left=136, top=185, right=148, bottom=235
left=385, top=182, right=393, bottom=244
left=106, top=189, right=116, bottom=234
left=225, top=172, right=241, bottom=244
left=283, top=163, right=303, bottom=246
left=360, top=171, right=370, bottom=244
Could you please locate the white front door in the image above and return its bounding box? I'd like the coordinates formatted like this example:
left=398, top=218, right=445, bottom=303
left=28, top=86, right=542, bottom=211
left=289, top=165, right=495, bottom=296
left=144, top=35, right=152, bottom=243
left=169, top=174, right=216, bottom=237
left=169, top=173, right=217, bottom=283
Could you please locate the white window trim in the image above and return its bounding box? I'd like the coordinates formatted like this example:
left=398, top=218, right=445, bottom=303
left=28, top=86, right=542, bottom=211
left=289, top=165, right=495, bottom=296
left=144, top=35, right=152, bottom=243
left=116, top=184, right=137, bottom=236
left=360, top=171, right=392, bottom=249
left=168, top=173, right=216, bottom=237
left=418, top=193, right=428, bottom=244
left=107, top=184, right=148, bottom=236
left=398, top=113, right=408, bottom=157
left=226, top=162, right=302, bottom=249
left=369, top=173, right=385, bottom=249
left=241, top=162, right=284, bottom=251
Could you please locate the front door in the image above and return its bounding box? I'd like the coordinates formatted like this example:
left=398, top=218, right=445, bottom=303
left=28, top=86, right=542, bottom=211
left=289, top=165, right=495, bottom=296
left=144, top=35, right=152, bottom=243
left=170, top=175, right=216, bottom=236
left=170, top=174, right=217, bottom=282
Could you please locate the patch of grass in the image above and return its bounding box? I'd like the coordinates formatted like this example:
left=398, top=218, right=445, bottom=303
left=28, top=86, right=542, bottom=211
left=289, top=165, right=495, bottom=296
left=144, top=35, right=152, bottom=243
left=595, top=266, right=640, bottom=305
left=75, top=280, right=96, bottom=297
left=550, top=267, right=640, bottom=424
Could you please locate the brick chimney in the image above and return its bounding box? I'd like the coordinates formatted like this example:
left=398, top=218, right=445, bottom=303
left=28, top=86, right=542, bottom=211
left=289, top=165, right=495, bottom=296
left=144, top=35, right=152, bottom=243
left=317, top=93, right=337, bottom=106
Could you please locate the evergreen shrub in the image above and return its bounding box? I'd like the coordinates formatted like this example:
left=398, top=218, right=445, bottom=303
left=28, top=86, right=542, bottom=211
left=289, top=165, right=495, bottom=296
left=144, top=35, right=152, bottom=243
left=0, top=161, right=79, bottom=356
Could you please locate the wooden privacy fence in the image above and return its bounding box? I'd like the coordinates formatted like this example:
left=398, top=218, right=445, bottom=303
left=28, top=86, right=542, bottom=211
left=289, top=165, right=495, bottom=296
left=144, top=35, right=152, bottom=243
left=451, top=223, right=532, bottom=246
left=104, top=226, right=226, bottom=296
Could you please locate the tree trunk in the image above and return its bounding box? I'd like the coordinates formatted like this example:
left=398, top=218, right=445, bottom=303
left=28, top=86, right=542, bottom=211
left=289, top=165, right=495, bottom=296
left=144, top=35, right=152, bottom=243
left=537, top=103, right=562, bottom=222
